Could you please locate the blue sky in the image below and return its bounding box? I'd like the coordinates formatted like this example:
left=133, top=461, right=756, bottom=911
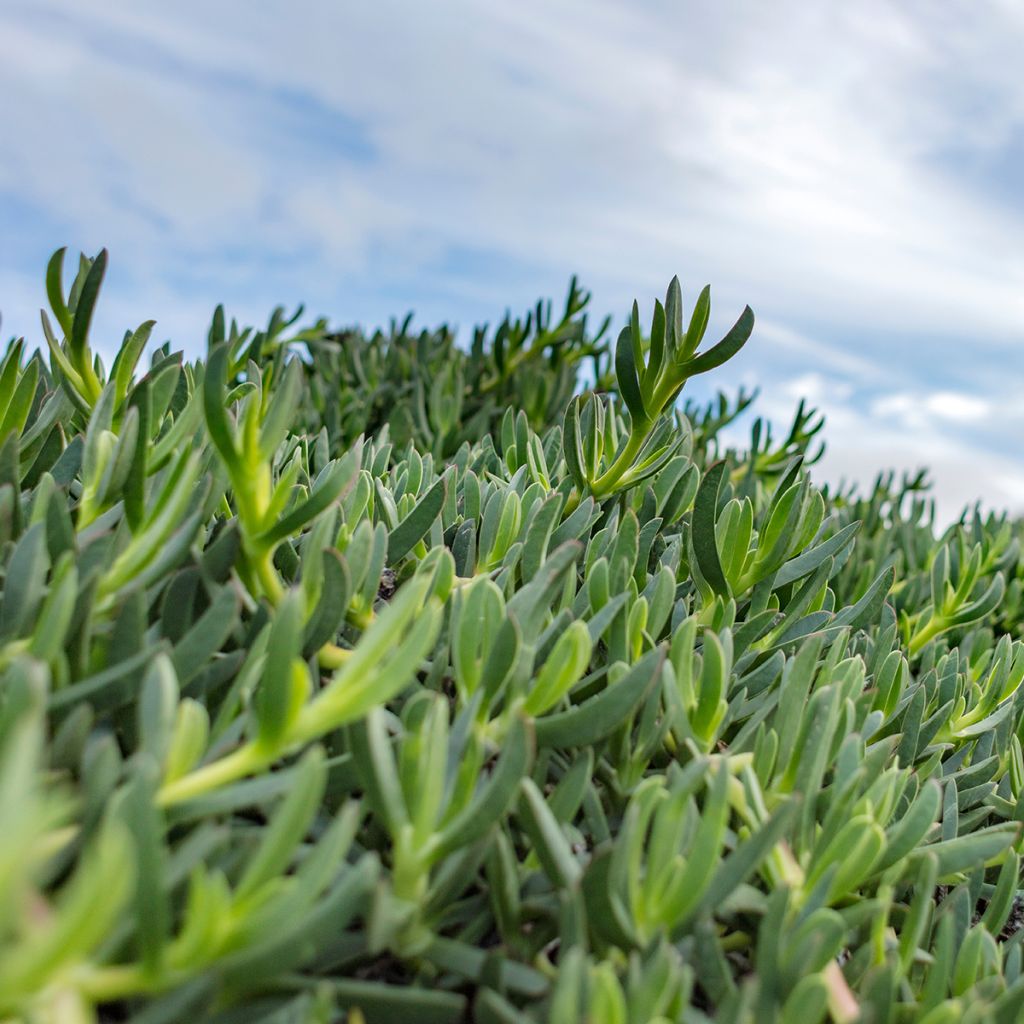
left=1, top=1, right=1023, bottom=521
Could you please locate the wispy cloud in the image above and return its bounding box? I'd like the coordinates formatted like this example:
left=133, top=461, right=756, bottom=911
left=1, top=0, right=1022, bottom=519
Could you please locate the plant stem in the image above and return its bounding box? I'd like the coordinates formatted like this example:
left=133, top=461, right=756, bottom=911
left=590, top=426, right=647, bottom=497
left=908, top=615, right=945, bottom=656
left=318, top=642, right=351, bottom=669
left=77, top=964, right=153, bottom=1003
left=253, top=549, right=285, bottom=605
left=157, top=743, right=265, bottom=807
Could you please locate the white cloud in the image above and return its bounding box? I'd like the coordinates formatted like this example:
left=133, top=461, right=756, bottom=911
left=869, top=389, right=993, bottom=431
left=923, top=391, right=992, bottom=423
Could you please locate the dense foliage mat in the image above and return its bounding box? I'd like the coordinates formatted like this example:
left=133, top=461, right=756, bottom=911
left=1, top=248, right=1023, bottom=1023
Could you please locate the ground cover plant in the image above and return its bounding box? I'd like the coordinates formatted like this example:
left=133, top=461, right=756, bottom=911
left=1, top=247, right=1023, bottom=1024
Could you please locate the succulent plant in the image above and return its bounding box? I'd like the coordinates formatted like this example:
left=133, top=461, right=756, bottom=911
left=0, top=248, right=1021, bottom=1023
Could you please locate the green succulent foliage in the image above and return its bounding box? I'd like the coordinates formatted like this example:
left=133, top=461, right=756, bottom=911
left=0, top=249, right=1022, bottom=1024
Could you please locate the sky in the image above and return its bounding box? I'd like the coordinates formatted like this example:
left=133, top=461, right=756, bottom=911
left=1, top=0, right=1022, bottom=522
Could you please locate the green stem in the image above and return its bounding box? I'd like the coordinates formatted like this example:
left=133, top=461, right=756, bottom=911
left=253, top=549, right=285, bottom=605
left=77, top=963, right=154, bottom=1003
left=908, top=615, right=945, bottom=657
left=318, top=642, right=351, bottom=669
left=590, top=426, right=648, bottom=497
left=73, top=351, right=103, bottom=406
left=157, top=743, right=266, bottom=807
